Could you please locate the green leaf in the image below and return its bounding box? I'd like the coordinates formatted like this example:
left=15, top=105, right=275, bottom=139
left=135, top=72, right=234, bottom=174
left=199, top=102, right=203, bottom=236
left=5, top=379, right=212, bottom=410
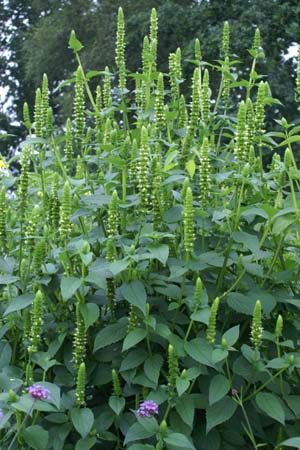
left=75, top=437, right=97, bottom=450
left=109, top=395, right=125, bottom=415
left=127, top=446, right=155, bottom=450
left=279, top=437, right=300, bottom=448
left=206, top=396, right=237, bottom=433
left=61, top=277, right=81, bottom=300
left=70, top=407, right=94, bottom=438
left=176, top=377, right=190, bottom=397
left=256, top=392, right=285, bottom=424
left=278, top=135, right=300, bottom=146
left=222, top=325, right=240, bottom=347
left=186, top=159, right=196, bottom=178
left=37, top=382, right=60, bottom=409
left=175, top=395, right=195, bottom=427
left=164, top=432, right=196, bottom=450
left=94, top=319, right=127, bottom=352
left=80, top=303, right=99, bottom=329
left=124, top=422, right=154, bottom=444
left=184, top=338, right=214, bottom=368
left=144, top=354, right=163, bottom=386
left=0, top=275, right=19, bottom=285
left=3, top=294, right=34, bottom=316
left=121, top=281, right=147, bottom=315
left=147, top=244, right=169, bottom=265
left=69, top=30, right=84, bottom=52
left=122, top=329, right=147, bottom=352
left=21, top=425, right=49, bottom=450
left=209, top=375, right=230, bottom=406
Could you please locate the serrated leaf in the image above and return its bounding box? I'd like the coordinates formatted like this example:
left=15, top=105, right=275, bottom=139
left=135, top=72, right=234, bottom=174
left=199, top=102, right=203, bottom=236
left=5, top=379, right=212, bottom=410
left=184, top=338, right=214, bottom=367
left=256, top=392, right=285, bottom=424
left=94, top=319, right=127, bottom=352
left=164, top=432, right=196, bottom=450
left=122, top=329, right=146, bottom=351
left=21, top=425, right=48, bottom=450
left=61, top=277, right=81, bottom=300
left=3, top=294, right=34, bottom=316
left=109, top=395, right=125, bottom=415
left=175, top=395, right=195, bottom=427
left=121, top=281, right=147, bottom=315
left=124, top=422, right=154, bottom=445
left=147, top=244, right=169, bottom=265
left=75, top=437, right=97, bottom=450
left=80, top=303, right=99, bottom=329
left=206, top=396, right=237, bottom=433
left=144, top=354, right=163, bottom=385
left=209, top=375, right=230, bottom=406
left=70, top=407, right=94, bottom=438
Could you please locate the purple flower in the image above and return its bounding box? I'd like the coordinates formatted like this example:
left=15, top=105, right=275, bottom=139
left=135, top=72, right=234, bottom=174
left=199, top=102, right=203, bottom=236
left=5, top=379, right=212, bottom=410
left=0, top=408, right=3, bottom=420
left=137, top=400, right=159, bottom=417
left=26, top=384, right=51, bottom=400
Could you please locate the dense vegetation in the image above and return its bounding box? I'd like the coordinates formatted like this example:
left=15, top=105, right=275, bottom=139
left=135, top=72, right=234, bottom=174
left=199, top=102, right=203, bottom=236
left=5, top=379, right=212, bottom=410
left=0, top=6, right=300, bottom=450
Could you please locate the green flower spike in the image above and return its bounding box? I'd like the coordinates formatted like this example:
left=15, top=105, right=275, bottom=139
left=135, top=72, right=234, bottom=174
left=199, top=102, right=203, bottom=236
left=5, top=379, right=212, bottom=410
left=59, top=181, right=72, bottom=239
left=207, top=297, right=220, bottom=344
left=222, top=21, right=230, bottom=57
left=155, top=73, right=166, bottom=133
left=95, top=85, right=103, bottom=131
left=255, top=81, right=266, bottom=133
left=138, top=126, right=150, bottom=212
left=168, top=344, right=179, bottom=396
left=74, top=67, right=85, bottom=141
left=152, top=155, right=162, bottom=230
left=112, top=369, right=122, bottom=397
left=129, top=138, right=138, bottom=188
left=183, top=186, right=195, bottom=256
left=142, top=36, right=150, bottom=75
left=252, top=28, right=261, bottom=54
left=73, top=302, right=86, bottom=369
left=107, top=190, right=120, bottom=238
left=25, top=362, right=33, bottom=387
left=190, top=67, right=200, bottom=134
left=47, top=106, right=54, bottom=136
left=103, top=66, right=112, bottom=109
left=150, top=8, right=158, bottom=70
left=41, top=73, right=49, bottom=134
left=19, top=146, right=30, bottom=215
left=199, top=137, right=211, bottom=208
left=33, top=239, right=47, bottom=276
left=194, top=38, right=201, bottom=63
left=251, top=300, right=263, bottom=349
left=76, top=362, right=86, bottom=406
left=48, top=173, right=60, bottom=229
left=24, top=205, right=40, bottom=251
left=28, top=290, right=44, bottom=353
left=115, top=7, right=126, bottom=90
left=295, top=46, right=300, bottom=101
left=275, top=314, right=283, bottom=339
left=246, top=98, right=255, bottom=146
left=178, top=94, right=188, bottom=129
left=34, top=87, right=42, bottom=138
left=201, top=68, right=210, bottom=124
left=235, top=101, right=247, bottom=161
left=195, top=276, right=203, bottom=308
left=0, top=187, right=7, bottom=252
left=127, top=305, right=139, bottom=332
left=65, top=118, right=73, bottom=169
left=23, top=102, right=31, bottom=131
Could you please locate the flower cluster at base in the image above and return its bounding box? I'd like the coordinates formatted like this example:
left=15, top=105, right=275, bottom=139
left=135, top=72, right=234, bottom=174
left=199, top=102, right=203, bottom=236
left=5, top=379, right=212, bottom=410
left=27, top=384, right=51, bottom=400
left=137, top=400, right=159, bottom=417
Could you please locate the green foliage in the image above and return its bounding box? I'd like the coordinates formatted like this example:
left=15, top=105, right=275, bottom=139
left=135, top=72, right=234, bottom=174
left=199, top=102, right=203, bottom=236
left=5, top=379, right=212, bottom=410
left=1, top=8, right=300, bottom=450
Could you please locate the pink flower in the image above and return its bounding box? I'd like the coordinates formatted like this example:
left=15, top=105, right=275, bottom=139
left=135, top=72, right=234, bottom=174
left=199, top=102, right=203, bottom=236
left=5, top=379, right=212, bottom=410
left=137, top=400, right=159, bottom=417
left=26, top=385, right=51, bottom=400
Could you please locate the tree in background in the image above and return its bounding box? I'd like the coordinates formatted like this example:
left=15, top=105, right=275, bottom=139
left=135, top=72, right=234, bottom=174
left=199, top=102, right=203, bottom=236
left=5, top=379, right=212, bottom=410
left=0, top=0, right=299, bottom=152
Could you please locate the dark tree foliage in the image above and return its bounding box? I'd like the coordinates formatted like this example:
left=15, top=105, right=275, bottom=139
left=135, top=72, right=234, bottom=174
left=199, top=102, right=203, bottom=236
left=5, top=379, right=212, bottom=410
left=0, top=0, right=299, bottom=147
